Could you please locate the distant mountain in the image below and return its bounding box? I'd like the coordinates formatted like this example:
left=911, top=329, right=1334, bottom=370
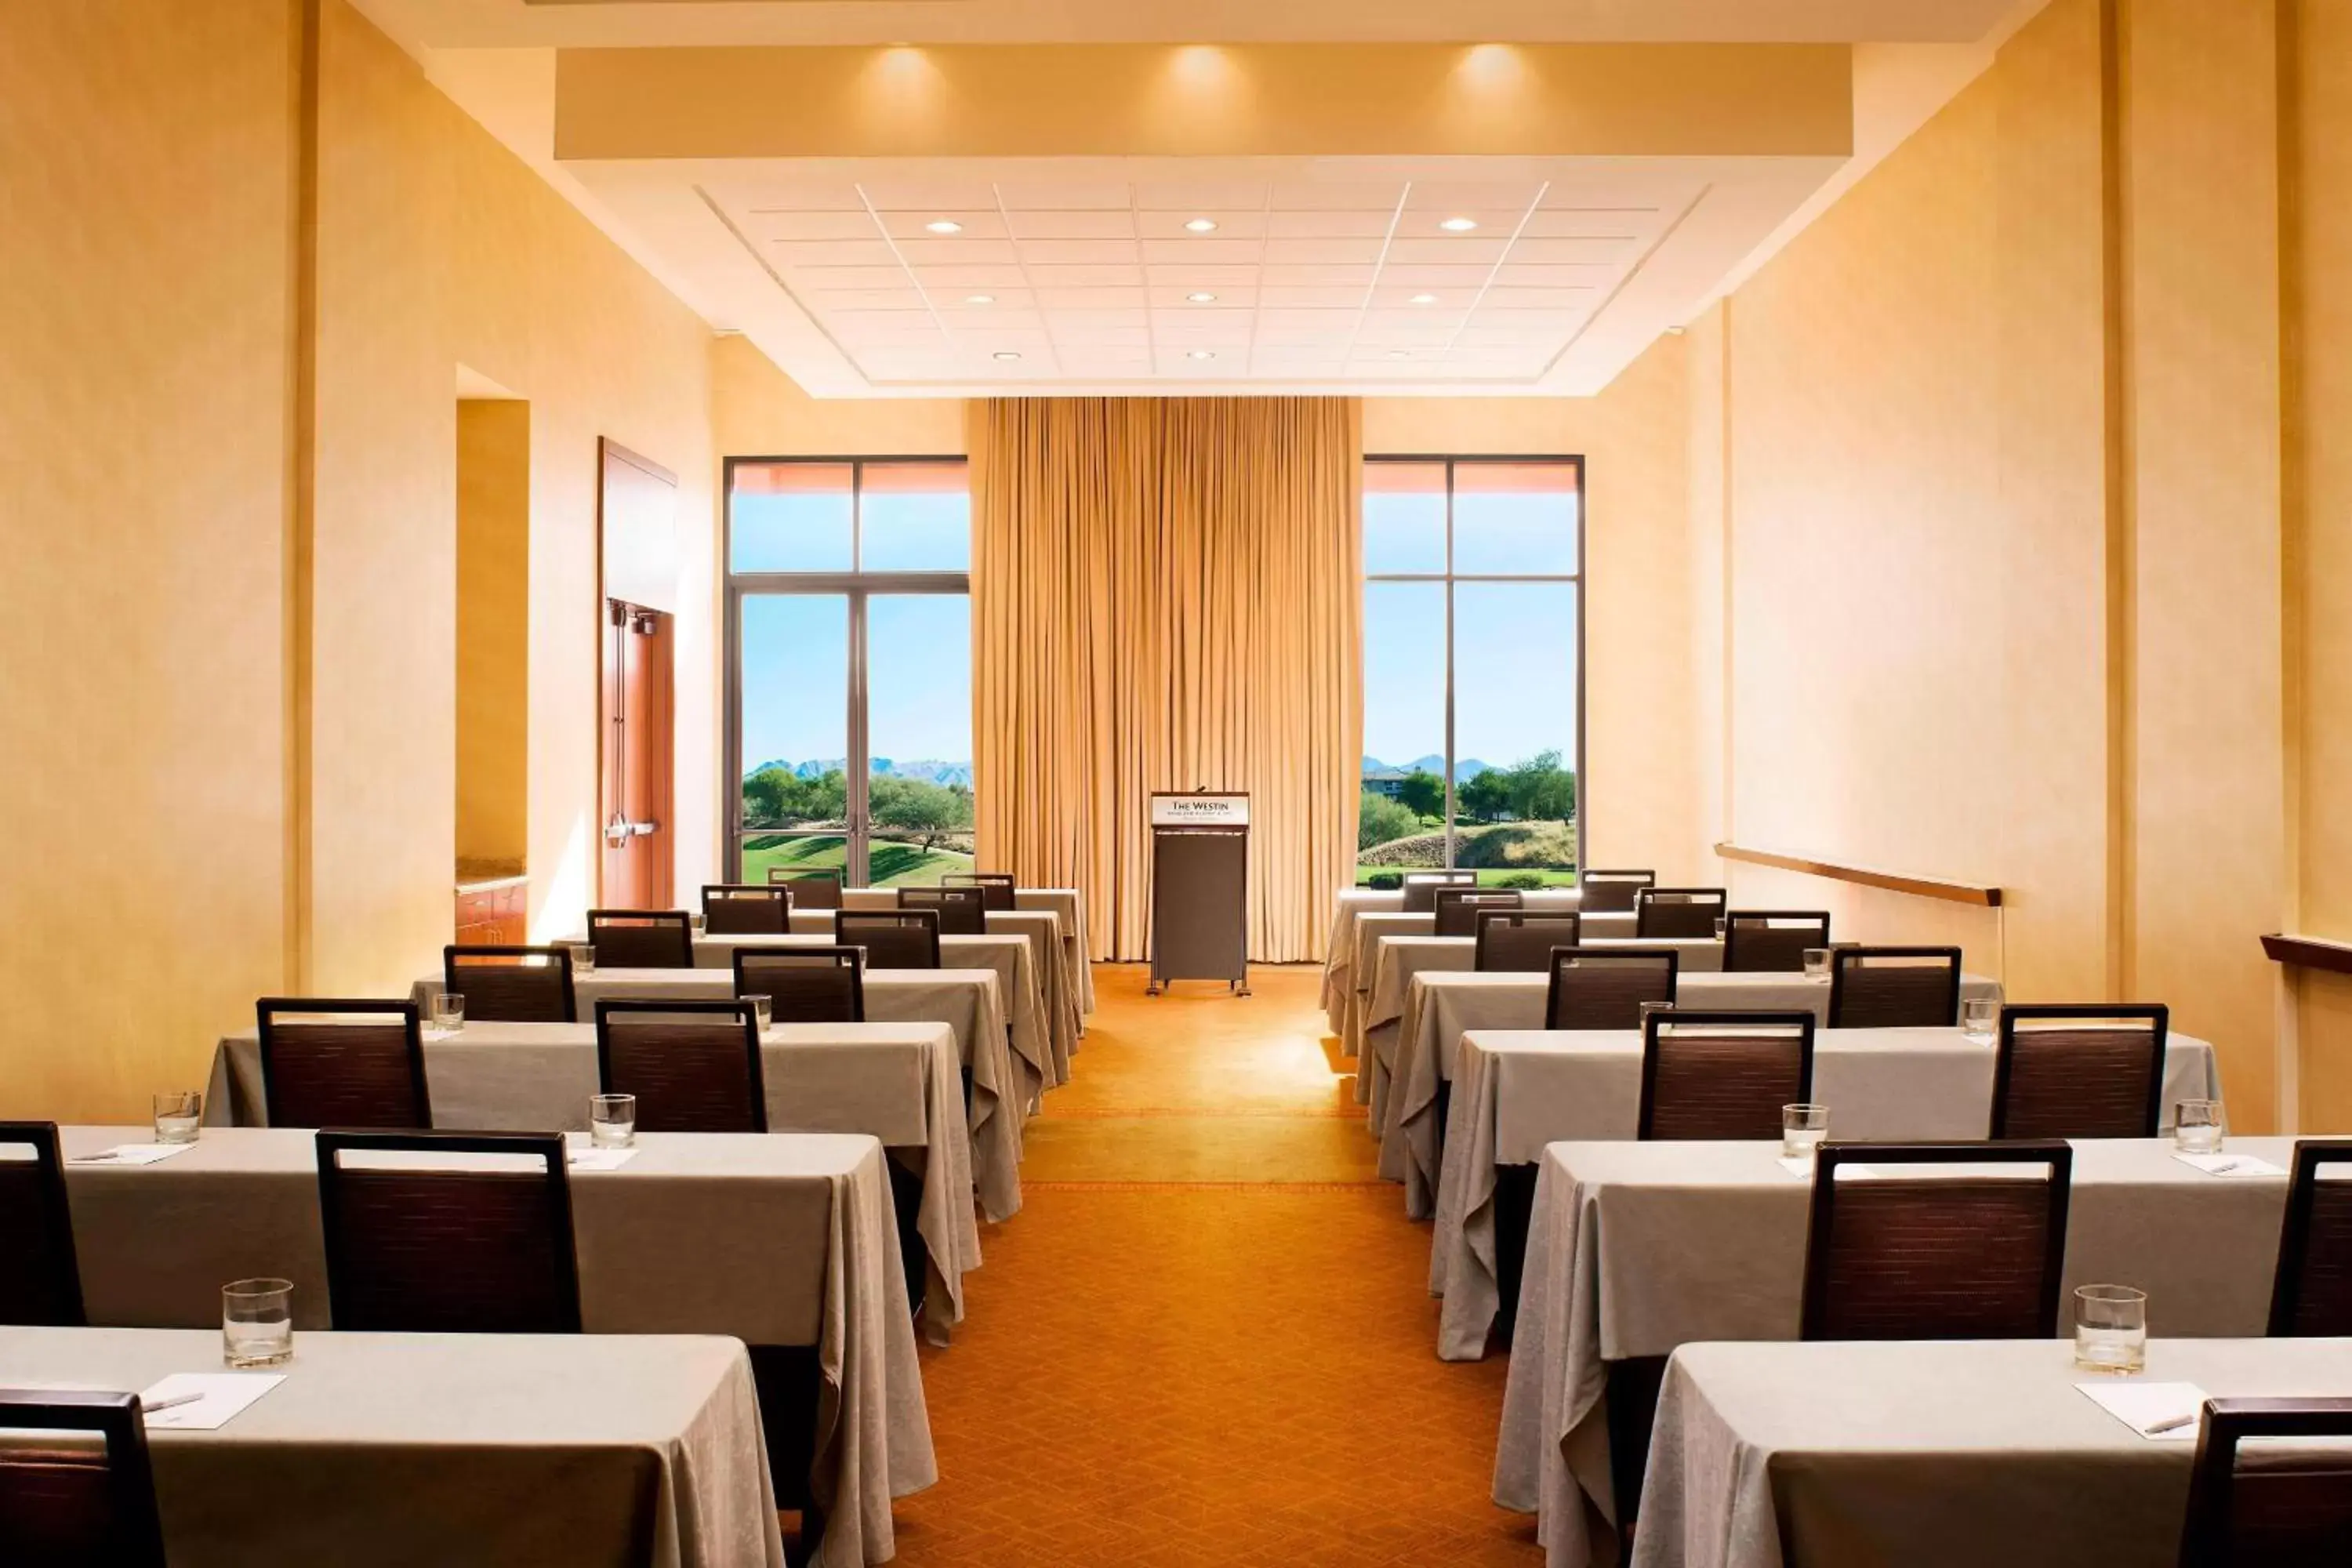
left=1361, top=753, right=1492, bottom=780
left=749, top=757, right=973, bottom=788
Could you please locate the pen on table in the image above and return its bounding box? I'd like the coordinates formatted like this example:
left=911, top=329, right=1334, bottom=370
left=2205, top=1160, right=2241, bottom=1175
left=71, top=1152, right=122, bottom=1163
left=2145, top=1412, right=2198, bottom=1435
left=141, top=1392, right=203, bottom=1415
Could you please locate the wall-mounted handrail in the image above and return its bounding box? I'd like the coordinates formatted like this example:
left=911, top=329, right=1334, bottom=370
left=1714, top=843, right=2002, bottom=908
left=2260, top=933, right=2352, bottom=976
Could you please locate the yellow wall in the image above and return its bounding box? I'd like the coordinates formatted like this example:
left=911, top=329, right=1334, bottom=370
left=456, top=397, right=532, bottom=870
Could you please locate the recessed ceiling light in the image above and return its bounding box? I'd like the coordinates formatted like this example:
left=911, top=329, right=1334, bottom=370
left=993, top=350, right=1022, bottom=361
left=1184, top=217, right=1219, bottom=233
left=1388, top=350, right=1412, bottom=360
left=1186, top=350, right=1217, bottom=361
left=1410, top=293, right=1439, bottom=305
left=925, top=219, right=964, bottom=234
left=966, top=294, right=996, bottom=306
left=1438, top=216, right=1479, bottom=232
left=1186, top=291, right=1218, bottom=303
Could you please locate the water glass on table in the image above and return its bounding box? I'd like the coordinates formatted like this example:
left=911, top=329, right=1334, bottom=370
left=571, top=942, right=598, bottom=976
left=2174, top=1099, right=2225, bottom=1155
left=1802, top=948, right=1831, bottom=982
left=223, top=1278, right=294, bottom=1368
left=1962, top=996, right=1998, bottom=1044
left=430, top=992, right=465, bottom=1034
left=153, top=1091, right=202, bottom=1145
left=746, top=994, right=772, bottom=1032
left=1782, top=1103, right=1830, bottom=1162
left=2074, top=1284, right=2147, bottom=1374
left=590, top=1093, right=637, bottom=1149
left=1638, top=1000, right=1672, bottom=1034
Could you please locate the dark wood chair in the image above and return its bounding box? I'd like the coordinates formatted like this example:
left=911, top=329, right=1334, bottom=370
left=0, top=1391, right=167, bottom=1566
left=444, top=945, right=575, bottom=1023
left=943, top=872, right=1017, bottom=912
left=898, top=885, right=986, bottom=935
left=586, top=909, right=694, bottom=969
left=1544, top=947, right=1679, bottom=1029
left=1800, top=1141, right=2072, bottom=1340
left=256, top=998, right=431, bottom=1130
left=733, top=946, right=867, bottom=1025
left=2179, top=1397, right=2352, bottom=1566
left=1989, top=1004, right=2169, bottom=1139
left=1635, top=887, right=1728, bottom=940
left=1473, top=909, right=1582, bottom=973
left=1399, top=870, right=1477, bottom=914
left=1577, top=869, right=1655, bottom=915
left=1827, top=946, right=1963, bottom=1029
left=595, top=1000, right=767, bottom=1133
left=0, top=1123, right=85, bottom=1327
left=835, top=910, right=942, bottom=971
left=315, top=1130, right=581, bottom=1334
left=1722, top=911, right=1831, bottom=973
left=702, top=884, right=792, bottom=936
left=1432, top=887, right=1522, bottom=938
left=1639, top=1011, right=1817, bottom=1141
left=766, top=867, right=843, bottom=909
left=2267, top=1139, right=2352, bottom=1338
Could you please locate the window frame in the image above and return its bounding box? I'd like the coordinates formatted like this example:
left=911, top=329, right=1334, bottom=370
left=1361, top=453, right=1588, bottom=874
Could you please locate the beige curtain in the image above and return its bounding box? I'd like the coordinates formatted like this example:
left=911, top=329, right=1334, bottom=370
left=971, top=397, right=1363, bottom=964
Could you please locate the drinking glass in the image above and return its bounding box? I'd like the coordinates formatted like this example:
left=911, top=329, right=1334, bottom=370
left=430, top=992, right=465, bottom=1033
left=1781, top=1103, right=1831, bottom=1161
left=1962, top=997, right=1998, bottom=1044
left=572, top=942, right=598, bottom=976
left=2174, top=1100, right=2225, bottom=1155
left=1637, top=1000, right=1671, bottom=1033
left=223, top=1278, right=295, bottom=1368
left=1802, top=949, right=1832, bottom=982
left=2074, top=1284, right=2147, bottom=1374
left=746, top=994, right=773, bottom=1032
left=153, top=1091, right=202, bottom=1145
left=590, top=1093, right=637, bottom=1149
left=1712, top=916, right=1727, bottom=942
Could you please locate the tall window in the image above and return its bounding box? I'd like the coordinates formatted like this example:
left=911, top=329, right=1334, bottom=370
left=1359, top=457, right=1583, bottom=885
left=725, top=458, right=974, bottom=887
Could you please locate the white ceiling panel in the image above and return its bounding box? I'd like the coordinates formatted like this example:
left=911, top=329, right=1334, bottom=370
left=1261, top=237, right=1387, bottom=265
left=1025, top=263, right=1147, bottom=286
left=770, top=239, right=900, bottom=267
left=1004, top=209, right=1138, bottom=240
left=1018, top=238, right=1142, bottom=265
left=876, top=210, right=1007, bottom=240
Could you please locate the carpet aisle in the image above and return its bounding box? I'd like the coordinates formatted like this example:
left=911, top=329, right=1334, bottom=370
left=889, top=963, right=1541, bottom=1565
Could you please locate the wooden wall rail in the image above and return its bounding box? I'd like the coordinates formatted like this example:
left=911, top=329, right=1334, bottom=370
left=1714, top=843, right=2003, bottom=908
left=2260, top=934, right=2352, bottom=976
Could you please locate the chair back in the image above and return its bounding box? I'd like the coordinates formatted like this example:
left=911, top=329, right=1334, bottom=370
left=1799, top=1141, right=2071, bottom=1341
left=315, top=1130, right=580, bottom=1334
left=733, top=946, right=866, bottom=1024
left=1577, top=869, right=1656, bottom=915
left=834, top=910, right=942, bottom=971
left=1544, top=947, right=1679, bottom=1029
left=1639, top=1012, right=1817, bottom=1141
left=1989, top=1004, right=2169, bottom=1138
left=1635, top=886, right=1728, bottom=940
left=1399, top=870, right=1477, bottom=914
left=1433, top=887, right=1522, bottom=938
left=1473, top=910, right=1582, bottom=973
left=443, top=946, right=575, bottom=1023
left=944, top=872, right=1017, bottom=911
left=702, top=884, right=791, bottom=936
left=2179, top=1398, right=2352, bottom=1566
left=586, top=909, right=694, bottom=969
left=256, top=999, right=430, bottom=1131
left=2268, top=1139, right=2352, bottom=1338
left=898, top=885, right=987, bottom=935
left=0, top=1391, right=167, bottom=1568
left=0, top=1124, right=84, bottom=1327
left=1723, top=911, right=1831, bottom=973
left=765, top=868, right=843, bottom=909
left=1828, top=946, right=1963, bottom=1029
left=595, top=1000, right=766, bottom=1133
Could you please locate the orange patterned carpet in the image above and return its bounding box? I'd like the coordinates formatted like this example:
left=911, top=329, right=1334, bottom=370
left=887, top=963, right=1541, bottom=1566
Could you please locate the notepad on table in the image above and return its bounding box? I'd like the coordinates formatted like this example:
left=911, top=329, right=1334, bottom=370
left=2077, top=1381, right=2209, bottom=1440
left=136, top=1373, right=285, bottom=1431
left=70, top=1143, right=197, bottom=1166
left=2173, top=1152, right=2286, bottom=1178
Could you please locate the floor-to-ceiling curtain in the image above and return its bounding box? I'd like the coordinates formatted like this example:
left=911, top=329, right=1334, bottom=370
left=972, top=397, right=1362, bottom=964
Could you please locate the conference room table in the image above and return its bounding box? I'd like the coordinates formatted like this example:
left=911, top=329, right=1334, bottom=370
left=0, top=1326, right=786, bottom=1568
left=837, top=885, right=1096, bottom=1018
left=1323, top=891, right=1632, bottom=1047
left=1632, top=1337, right=2352, bottom=1568
left=1428, top=1025, right=2225, bottom=1360
left=203, top=1018, right=998, bottom=1339
left=1497, top=1135, right=2302, bottom=1568
left=52, top=1124, right=933, bottom=1568
left=1379, top=968, right=2008, bottom=1208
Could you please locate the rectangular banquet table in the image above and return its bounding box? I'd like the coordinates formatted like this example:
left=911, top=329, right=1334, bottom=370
left=1381, top=968, right=2007, bottom=1209
left=1429, top=1025, right=2223, bottom=1359
left=837, top=886, right=1095, bottom=1018
left=1497, top=1135, right=2302, bottom=1568
left=204, top=1018, right=999, bottom=1338
left=53, top=1125, right=935, bottom=1568
left=0, top=1326, right=787, bottom=1568
left=1633, top=1337, right=2352, bottom=1568
left=1338, top=898, right=1632, bottom=1061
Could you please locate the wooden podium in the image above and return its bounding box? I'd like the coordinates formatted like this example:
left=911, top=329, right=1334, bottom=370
left=1147, top=791, right=1250, bottom=996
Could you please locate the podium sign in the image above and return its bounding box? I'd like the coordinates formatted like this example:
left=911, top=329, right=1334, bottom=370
left=1148, top=791, right=1250, bottom=995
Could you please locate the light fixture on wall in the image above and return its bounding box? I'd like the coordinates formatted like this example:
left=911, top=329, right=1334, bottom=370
left=925, top=219, right=964, bottom=234
left=1186, top=291, right=1218, bottom=303
left=1438, top=216, right=1479, bottom=232
left=1184, top=217, right=1219, bottom=233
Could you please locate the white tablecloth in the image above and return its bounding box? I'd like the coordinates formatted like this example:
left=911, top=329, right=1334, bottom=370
left=205, top=1018, right=996, bottom=1339
left=834, top=885, right=1094, bottom=1017
left=0, top=1327, right=786, bottom=1568
left=1635, top=1337, right=2352, bottom=1568
left=57, top=1125, right=934, bottom=1568
left=1498, top=1135, right=2301, bottom=1568
left=1429, top=1026, right=2223, bottom=1359
left=1323, top=889, right=1622, bottom=1043
left=1383, top=969, right=2007, bottom=1212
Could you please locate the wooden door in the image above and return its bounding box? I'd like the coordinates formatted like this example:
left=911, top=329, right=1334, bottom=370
left=601, top=601, right=673, bottom=908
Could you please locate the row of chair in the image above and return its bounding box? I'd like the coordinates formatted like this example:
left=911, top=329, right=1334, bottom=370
left=1392, top=867, right=1664, bottom=915
left=753, top=869, right=1021, bottom=914
left=1537, top=944, right=1965, bottom=1029
left=1425, top=884, right=1751, bottom=944
left=1452, top=902, right=1831, bottom=970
